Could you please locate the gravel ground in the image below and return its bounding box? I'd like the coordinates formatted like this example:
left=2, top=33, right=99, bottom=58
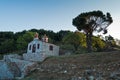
left=21, top=51, right=120, bottom=80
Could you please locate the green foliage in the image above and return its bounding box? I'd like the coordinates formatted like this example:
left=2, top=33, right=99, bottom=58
left=105, top=35, right=116, bottom=48
left=29, top=29, right=56, bottom=43
left=0, top=29, right=61, bottom=54
left=16, top=31, right=35, bottom=50
left=0, top=39, right=15, bottom=53
left=0, top=28, right=117, bottom=55
left=0, top=54, right=3, bottom=60
left=55, top=30, right=71, bottom=42
left=92, top=36, right=106, bottom=51
left=74, top=47, right=87, bottom=54
left=62, top=31, right=86, bottom=51
left=72, top=10, right=113, bottom=52
left=0, top=32, right=14, bottom=45
left=60, top=44, right=74, bottom=51
left=73, top=10, right=113, bottom=33
left=0, top=32, right=15, bottom=54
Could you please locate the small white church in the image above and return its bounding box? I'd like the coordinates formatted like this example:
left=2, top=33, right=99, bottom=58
left=0, top=33, right=59, bottom=79
left=23, top=33, right=59, bottom=61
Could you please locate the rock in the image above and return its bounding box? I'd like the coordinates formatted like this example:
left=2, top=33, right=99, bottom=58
left=23, top=53, right=47, bottom=62
left=0, top=54, right=38, bottom=79
left=110, top=72, right=120, bottom=79
left=64, top=70, right=67, bottom=73
left=7, top=62, right=21, bottom=77
left=3, top=54, right=22, bottom=62
left=0, top=61, right=14, bottom=80
left=88, top=76, right=95, bottom=80
left=10, top=58, right=38, bottom=77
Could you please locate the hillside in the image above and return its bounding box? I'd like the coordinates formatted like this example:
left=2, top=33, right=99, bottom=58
left=21, top=51, right=120, bottom=80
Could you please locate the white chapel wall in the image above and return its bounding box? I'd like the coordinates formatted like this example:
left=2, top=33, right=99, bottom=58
left=43, top=42, right=59, bottom=56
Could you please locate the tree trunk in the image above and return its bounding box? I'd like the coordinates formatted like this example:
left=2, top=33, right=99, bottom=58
left=86, top=32, right=92, bottom=52
left=74, top=44, right=78, bottom=51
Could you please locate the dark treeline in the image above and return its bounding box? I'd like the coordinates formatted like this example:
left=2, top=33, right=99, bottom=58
left=0, top=29, right=117, bottom=54
left=0, top=29, right=71, bottom=54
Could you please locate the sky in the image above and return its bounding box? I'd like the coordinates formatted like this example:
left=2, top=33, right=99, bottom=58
left=0, top=0, right=120, bottom=39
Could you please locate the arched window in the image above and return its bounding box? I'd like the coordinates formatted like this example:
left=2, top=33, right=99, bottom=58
left=29, top=45, right=31, bottom=50
left=49, top=45, right=53, bottom=51
left=32, top=44, right=36, bottom=53
left=37, top=44, right=40, bottom=49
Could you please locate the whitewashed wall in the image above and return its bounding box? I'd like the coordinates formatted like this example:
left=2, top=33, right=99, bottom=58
left=27, top=40, right=44, bottom=53
left=27, top=40, right=59, bottom=57
left=43, top=42, right=59, bottom=56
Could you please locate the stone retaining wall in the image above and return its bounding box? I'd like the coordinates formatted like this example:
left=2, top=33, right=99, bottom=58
left=0, top=54, right=39, bottom=79
left=23, top=53, right=47, bottom=62
left=0, top=61, right=14, bottom=79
